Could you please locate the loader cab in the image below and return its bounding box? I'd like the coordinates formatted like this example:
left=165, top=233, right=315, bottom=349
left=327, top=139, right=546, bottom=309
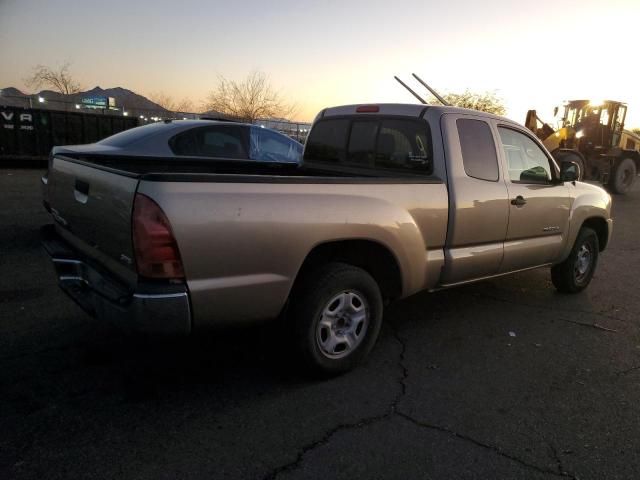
left=561, top=100, right=627, bottom=150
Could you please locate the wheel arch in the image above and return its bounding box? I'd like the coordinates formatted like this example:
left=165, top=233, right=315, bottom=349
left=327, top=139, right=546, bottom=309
left=293, top=239, right=403, bottom=302
left=581, top=216, right=609, bottom=251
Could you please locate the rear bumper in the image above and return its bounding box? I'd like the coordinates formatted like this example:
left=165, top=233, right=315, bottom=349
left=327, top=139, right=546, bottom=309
left=41, top=224, right=191, bottom=335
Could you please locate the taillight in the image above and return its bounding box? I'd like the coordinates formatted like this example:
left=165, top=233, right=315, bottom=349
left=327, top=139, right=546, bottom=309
left=356, top=105, right=379, bottom=113
left=132, top=193, right=185, bottom=279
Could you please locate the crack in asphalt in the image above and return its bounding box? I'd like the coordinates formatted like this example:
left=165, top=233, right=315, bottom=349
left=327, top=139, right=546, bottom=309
left=261, top=412, right=392, bottom=480
left=558, top=318, right=618, bottom=333
left=475, top=292, right=624, bottom=327
left=617, top=365, right=640, bottom=376
left=389, top=324, right=408, bottom=405
left=544, top=439, right=574, bottom=478
left=262, top=325, right=577, bottom=480
left=262, top=326, right=408, bottom=480
left=396, top=412, right=578, bottom=479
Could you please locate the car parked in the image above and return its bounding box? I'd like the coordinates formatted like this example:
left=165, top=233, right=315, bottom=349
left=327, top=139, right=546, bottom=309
left=41, top=119, right=303, bottom=209
left=47, top=119, right=303, bottom=166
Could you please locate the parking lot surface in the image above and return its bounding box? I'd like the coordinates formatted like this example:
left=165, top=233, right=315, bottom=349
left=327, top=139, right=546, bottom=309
left=2, top=168, right=640, bottom=480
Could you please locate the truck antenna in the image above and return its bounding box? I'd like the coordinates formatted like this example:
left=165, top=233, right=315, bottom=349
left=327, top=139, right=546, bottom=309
left=411, top=74, right=450, bottom=106
left=394, top=76, right=427, bottom=104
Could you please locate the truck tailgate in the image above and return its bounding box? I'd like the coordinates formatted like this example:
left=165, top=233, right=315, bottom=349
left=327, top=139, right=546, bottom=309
left=47, top=156, right=139, bottom=285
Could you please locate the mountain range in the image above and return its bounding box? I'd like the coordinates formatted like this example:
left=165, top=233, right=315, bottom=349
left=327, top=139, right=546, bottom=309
left=0, top=86, right=171, bottom=115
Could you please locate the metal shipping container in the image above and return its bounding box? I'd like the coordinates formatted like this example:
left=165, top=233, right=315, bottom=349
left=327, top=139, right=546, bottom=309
left=0, top=106, right=139, bottom=161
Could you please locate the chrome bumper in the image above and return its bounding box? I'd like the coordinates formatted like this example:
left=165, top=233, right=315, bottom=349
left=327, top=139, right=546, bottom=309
left=41, top=224, right=191, bottom=335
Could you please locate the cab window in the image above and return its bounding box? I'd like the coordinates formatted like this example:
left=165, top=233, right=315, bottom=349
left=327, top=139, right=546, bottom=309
left=305, top=117, right=432, bottom=175
left=457, top=119, right=499, bottom=181
left=498, top=127, right=552, bottom=183
left=375, top=119, right=429, bottom=171
left=348, top=121, right=378, bottom=165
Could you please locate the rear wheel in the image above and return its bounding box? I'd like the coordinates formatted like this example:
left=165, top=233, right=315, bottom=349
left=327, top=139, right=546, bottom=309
left=289, top=262, right=383, bottom=375
left=551, top=227, right=599, bottom=293
left=610, top=157, right=636, bottom=194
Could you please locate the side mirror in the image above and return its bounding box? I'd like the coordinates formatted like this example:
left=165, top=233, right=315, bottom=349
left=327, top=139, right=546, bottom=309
left=560, top=161, right=578, bottom=182
left=519, top=166, right=549, bottom=183
left=553, top=106, right=559, bottom=117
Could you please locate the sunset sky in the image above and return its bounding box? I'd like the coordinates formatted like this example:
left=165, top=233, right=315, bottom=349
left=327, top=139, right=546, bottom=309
left=1, top=0, right=639, bottom=127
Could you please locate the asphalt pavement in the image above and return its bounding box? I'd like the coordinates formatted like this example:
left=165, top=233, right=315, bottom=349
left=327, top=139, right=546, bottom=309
left=1, top=169, right=639, bottom=480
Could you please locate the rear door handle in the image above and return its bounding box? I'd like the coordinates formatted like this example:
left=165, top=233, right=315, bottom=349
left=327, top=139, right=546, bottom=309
left=510, top=195, right=527, bottom=207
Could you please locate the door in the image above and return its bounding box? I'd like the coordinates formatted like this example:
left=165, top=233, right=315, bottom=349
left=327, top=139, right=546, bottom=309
left=439, top=114, right=510, bottom=285
left=497, top=126, right=571, bottom=272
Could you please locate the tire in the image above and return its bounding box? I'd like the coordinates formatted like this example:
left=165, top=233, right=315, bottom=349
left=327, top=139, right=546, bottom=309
left=610, top=157, right=637, bottom=194
left=289, top=262, right=383, bottom=376
left=554, top=150, right=585, bottom=181
left=551, top=227, right=599, bottom=294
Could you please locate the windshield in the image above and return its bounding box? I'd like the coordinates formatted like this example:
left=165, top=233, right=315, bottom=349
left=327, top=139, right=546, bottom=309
left=564, top=104, right=612, bottom=128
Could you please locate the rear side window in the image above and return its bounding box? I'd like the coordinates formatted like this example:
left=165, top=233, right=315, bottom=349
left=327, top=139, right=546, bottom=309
left=304, top=117, right=431, bottom=175
left=457, top=119, right=499, bottom=181
left=170, top=125, right=248, bottom=159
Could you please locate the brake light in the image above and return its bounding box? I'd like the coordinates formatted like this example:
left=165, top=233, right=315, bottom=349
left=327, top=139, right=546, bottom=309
left=356, top=105, right=379, bottom=113
left=132, top=193, right=185, bottom=279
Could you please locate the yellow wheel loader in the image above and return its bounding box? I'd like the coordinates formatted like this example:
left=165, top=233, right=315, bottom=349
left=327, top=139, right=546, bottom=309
left=526, top=100, right=640, bottom=194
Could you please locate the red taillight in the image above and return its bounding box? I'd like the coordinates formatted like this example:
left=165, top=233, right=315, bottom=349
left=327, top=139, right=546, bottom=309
left=132, top=193, right=185, bottom=279
left=356, top=105, right=379, bottom=113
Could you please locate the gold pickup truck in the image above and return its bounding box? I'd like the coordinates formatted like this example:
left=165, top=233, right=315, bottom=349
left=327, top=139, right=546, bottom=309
left=41, top=104, right=613, bottom=374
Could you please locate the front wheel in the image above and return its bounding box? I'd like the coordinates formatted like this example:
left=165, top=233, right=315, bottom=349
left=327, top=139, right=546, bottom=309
left=289, top=262, right=383, bottom=376
left=610, top=157, right=637, bottom=194
left=551, top=227, right=599, bottom=293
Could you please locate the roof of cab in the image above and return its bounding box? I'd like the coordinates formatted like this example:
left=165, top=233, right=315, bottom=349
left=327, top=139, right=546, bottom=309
left=319, top=103, right=517, bottom=125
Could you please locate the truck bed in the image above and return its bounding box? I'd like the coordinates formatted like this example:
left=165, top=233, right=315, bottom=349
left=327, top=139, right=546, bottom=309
left=45, top=153, right=448, bottom=331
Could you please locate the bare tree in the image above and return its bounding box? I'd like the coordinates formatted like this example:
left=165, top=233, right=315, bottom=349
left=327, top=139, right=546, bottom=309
left=148, top=92, right=196, bottom=113
left=173, top=98, right=195, bottom=113
left=442, top=90, right=506, bottom=116
left=148, top=91, right=174, bottom=110
left=204, top=71, right=296, bottom=122
left=25, top=62, right=82, bottom=95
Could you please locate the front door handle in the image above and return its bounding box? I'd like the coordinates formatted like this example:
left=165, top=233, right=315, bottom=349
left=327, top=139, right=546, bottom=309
left=511, top=195, right=527, bottom=207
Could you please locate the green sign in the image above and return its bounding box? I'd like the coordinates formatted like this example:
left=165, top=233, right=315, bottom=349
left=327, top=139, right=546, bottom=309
left=81, top=96, right=116, bottom=108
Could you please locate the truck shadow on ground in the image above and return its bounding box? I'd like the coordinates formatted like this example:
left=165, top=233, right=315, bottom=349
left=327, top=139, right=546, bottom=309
left=42, top=268, right=563, bottom=405
left=3, top=262, right=582, bottom=416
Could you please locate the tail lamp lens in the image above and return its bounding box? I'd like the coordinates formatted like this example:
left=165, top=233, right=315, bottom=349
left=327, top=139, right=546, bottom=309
left=132, top=193, right=185, bottom=279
